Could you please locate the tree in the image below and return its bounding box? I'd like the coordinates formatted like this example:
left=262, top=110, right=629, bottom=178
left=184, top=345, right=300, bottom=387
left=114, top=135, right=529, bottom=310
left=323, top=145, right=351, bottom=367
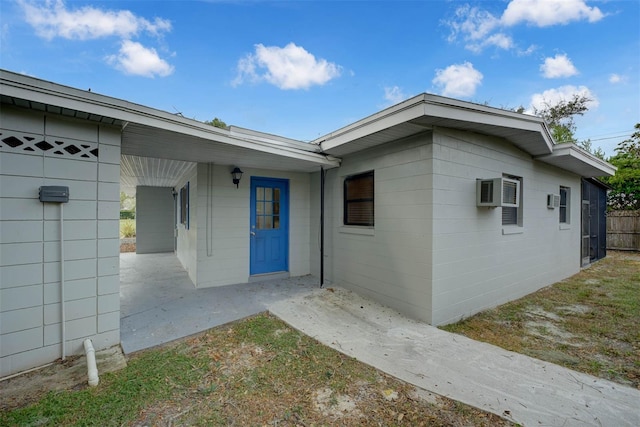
left=602, top=124, right=640, bottom=210
left=616, top=123, right=640, bottom=157
left=204, top=117, right=228, bottom=129
left=533, top=93, right=591, bottom=144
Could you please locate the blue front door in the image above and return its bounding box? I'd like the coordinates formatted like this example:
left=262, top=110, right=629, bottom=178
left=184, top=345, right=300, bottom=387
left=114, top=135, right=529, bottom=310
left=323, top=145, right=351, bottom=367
left=250, top=177, right=289, bottom=275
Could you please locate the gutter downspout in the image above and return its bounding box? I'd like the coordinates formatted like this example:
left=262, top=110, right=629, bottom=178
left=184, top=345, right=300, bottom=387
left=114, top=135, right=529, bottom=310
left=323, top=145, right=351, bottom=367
left=320, top=167, right=325, bottom=288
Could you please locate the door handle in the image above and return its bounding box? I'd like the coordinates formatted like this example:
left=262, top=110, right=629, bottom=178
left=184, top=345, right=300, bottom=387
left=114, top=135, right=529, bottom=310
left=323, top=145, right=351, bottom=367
left=250, top=231, right=256, bottom=236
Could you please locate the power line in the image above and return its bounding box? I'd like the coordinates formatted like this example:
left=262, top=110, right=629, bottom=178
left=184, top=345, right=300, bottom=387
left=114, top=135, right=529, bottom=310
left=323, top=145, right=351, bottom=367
left=589, top=135, right=630, bottom=142
left=582, top=129, right=635, bottom=140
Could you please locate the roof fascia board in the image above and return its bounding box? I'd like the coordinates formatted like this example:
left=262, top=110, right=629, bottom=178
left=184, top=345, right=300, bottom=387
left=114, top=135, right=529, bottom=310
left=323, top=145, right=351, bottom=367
left=316, top=92, right=554, bottom=155
left=1, top=70, right=338, bottom=168
left=535, top=143, right=616, bottom=176
left=229, top=125, right=321, bottom=153
left=423, top=96, right=554, bottom=151
left=316, top=95, right=429, bottom=151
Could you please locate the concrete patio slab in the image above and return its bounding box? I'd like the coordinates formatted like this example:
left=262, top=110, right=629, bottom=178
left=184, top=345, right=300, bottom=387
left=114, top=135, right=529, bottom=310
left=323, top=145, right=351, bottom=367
left=269, top=287, right=640, bottom=427
left=120, top=252, right=317, bottom=354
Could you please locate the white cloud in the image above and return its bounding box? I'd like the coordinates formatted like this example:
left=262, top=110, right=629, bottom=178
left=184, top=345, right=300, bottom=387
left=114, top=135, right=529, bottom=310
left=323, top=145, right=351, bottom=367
left=233, top=43, right=341, bottom=90
left=383, top=86, right=407, bottom=105
left=528, top=85, right=599, bottom=113
left=105, top=40, right=174, bottom=78
left=445, top=5, right=512, bottom=52
left=540, top=54, right=578, bottom=78
left=432, top=62, right=483, bottom=98
left=502, top=0, right=604, bottom=27
left=446, top=0, right=604, bottom=52
left=18, top=0, right=171, bottom=40
left=609, top=73, right=627, bottom=84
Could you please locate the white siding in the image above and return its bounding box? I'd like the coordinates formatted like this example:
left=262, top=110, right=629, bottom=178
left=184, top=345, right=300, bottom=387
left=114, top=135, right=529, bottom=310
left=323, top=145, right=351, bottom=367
left=136, top=186, right=175, bottom=253
left=430, top=128, right=581, bottom=325
left=0, top=106, right=121, bottom=377
left=315, top=133, right=434, bottom=322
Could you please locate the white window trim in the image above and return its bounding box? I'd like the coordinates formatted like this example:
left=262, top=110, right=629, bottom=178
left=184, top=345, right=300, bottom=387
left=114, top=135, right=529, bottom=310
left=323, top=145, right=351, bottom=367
left=339, top=226, right=375, bottom=236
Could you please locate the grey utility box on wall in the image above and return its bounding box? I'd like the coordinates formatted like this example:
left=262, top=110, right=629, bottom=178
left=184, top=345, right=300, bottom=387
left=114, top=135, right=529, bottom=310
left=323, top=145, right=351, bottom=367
left=39, top=186, right=70, bottom=203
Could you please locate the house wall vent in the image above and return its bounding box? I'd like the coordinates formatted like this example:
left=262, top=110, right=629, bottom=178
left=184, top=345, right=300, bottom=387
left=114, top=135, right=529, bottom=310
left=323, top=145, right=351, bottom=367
left=476, top=178, right=520, bottom=208
left=547, top=193, right=560, bottom=209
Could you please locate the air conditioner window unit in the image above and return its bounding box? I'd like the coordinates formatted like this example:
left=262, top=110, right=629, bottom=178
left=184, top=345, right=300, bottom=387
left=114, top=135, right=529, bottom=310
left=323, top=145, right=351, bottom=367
left=476, top=177, right=520, bottom=207
left=547, top=193, right=560, bottom=209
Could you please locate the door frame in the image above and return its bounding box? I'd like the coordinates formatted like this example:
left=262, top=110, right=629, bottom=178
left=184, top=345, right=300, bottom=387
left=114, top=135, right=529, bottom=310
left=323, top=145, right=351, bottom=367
left=249, top=177, right=290, bottom=276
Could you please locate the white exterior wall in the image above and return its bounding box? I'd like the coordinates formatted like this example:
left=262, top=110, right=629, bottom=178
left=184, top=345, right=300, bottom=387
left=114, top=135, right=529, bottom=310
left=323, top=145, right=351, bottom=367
left=316, top=134, right=434, bottom=322
left=175, top=165, right=198, bottom=284
left=136, top=186, right=175, bottom=254
left=0, top=106, right=121, bottom=377
left=430, top=128, right=582, bottom=325
left=175, top=163, right=311, bottom=288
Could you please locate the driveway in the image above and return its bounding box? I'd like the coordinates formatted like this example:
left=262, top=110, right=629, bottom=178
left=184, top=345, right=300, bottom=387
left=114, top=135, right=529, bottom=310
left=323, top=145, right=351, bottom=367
left=119, top=252, right=317, bottom=354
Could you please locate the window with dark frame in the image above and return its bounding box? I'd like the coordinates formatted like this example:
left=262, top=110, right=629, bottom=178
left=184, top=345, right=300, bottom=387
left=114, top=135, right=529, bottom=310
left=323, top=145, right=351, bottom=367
left=344, top=171, right=374, bottom=226
left=559, top=186, right=570, bottom=224
left=502, top=174, right=523, bottom=226
left=180, top=182, right=189, bottom=229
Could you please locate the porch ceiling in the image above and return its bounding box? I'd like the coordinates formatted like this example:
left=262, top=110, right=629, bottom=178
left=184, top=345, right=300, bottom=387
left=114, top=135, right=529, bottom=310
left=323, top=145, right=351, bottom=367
left=120, top=155, right=196, bottom=195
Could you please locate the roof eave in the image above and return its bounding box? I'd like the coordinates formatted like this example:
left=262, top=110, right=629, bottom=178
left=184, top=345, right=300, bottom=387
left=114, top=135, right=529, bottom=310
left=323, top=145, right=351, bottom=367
left=1, top=69, right=338, bottom=169
left=535, top=143, right=617, bottom=177
left=316, top=93, right=554, bottom=156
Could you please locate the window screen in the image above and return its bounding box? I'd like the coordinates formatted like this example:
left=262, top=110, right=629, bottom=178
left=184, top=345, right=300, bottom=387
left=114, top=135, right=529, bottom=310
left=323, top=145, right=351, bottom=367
left=180, top=182, right=189, bottom=229
left=502, top=175, right=522, bottom=226
left=344, top=171, right=374, bottom=226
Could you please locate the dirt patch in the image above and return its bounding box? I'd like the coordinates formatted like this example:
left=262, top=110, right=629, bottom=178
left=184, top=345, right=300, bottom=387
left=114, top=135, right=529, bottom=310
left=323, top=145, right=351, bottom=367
left=0, top=345, right=127, bottom=411
left=120, top=239, right=136, bottom=253
left=313, top=386, right=363, bottom=419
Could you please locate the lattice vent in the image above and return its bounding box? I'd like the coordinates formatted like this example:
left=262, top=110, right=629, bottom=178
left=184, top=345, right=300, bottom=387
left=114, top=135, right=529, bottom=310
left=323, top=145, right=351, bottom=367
left=0, top=131, right=98, bottom=159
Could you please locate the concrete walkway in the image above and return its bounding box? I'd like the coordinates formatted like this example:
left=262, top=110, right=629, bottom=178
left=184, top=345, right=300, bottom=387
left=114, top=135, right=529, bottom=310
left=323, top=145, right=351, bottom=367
left=120, top=252, right=317, bottom=354
left=269, top=287, right=640, bottom=427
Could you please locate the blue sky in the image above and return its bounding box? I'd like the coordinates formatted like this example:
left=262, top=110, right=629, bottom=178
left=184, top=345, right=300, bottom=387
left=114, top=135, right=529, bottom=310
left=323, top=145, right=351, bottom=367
left=1, top=0, right=638, bottom=157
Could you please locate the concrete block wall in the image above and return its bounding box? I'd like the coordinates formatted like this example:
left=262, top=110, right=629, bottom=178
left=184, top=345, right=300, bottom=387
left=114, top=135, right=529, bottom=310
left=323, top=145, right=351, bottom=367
left=314, top=133, right=435, bottom=322
left=430, top=127, right=582, bottom=325
left=175, top=164, right=198, bottom=284
left=0, top=106, right=121, bottom=377
left=136, top=186, right=175, bottom=254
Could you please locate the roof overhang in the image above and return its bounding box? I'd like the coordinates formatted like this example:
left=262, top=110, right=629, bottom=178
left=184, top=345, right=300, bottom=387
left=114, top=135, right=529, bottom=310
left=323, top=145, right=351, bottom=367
left=0, top=70, right=340, bottom=174
left=314, top=93, right=555, bottom=157
left=535, top=143, right=616, bottom=177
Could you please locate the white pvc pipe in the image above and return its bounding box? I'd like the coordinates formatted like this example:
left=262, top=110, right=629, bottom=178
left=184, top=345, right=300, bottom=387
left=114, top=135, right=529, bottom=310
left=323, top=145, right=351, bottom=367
left=83, top=339, right=99, bottom=387
left=60, top=203, right=66, bottom=361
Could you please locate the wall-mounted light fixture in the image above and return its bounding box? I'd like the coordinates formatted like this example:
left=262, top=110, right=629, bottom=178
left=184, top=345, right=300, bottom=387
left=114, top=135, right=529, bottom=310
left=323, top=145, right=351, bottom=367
left=231, top=167, right=243, bottom=188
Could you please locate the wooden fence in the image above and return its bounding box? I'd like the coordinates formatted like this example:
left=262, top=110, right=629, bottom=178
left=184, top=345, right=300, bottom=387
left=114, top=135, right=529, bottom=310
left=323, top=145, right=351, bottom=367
left=607, top=210, right=640, bottom=251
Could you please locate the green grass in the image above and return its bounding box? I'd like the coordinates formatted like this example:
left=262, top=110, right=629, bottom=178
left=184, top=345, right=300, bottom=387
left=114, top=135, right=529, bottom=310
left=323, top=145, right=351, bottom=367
left=441, top=251, right=640, bottom=388
left=2, top=315, right=513, bottom=426
left=2, top=346, right=209, bottom=426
